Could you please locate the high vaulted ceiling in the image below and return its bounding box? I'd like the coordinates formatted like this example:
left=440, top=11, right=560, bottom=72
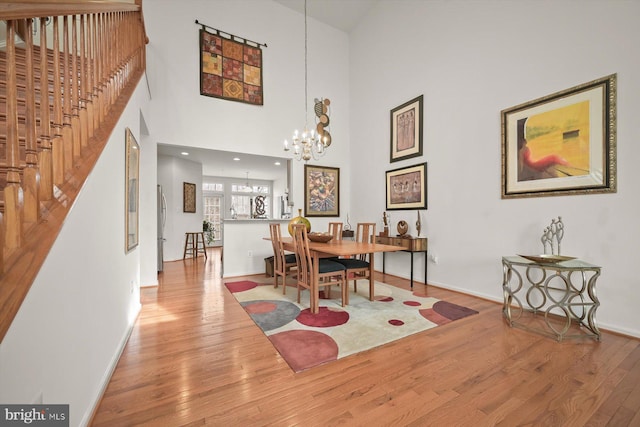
left=272, top=0, right=380, bottom=33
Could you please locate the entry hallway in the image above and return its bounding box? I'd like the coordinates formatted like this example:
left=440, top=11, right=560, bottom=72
left=92, top=249, right=640, bottom=426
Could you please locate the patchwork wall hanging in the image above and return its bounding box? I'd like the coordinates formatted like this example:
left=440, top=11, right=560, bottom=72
left=197, top=20, right=266, bottom=105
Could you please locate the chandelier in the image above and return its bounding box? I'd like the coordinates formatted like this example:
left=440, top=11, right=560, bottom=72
left=283, top=0, right=331, bottom=162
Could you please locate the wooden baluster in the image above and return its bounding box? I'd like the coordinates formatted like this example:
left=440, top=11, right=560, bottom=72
left=92, top=13, right=101, bottom=131
left=4, top=20, right=24, bottom=250
left=96, top=13, right=106, bottom=126
left=129, top=11, right=136, bottom=79
left=108, top=12, right=116, bottom=108
left=111, top=12, right=119, bottom=108
left=120, top=12, right=128, bottom=95
left=23, top=18, right=40, bottom=226
left=84, top=13, right=95, bottom=139
left=79, top=14, right=91, bottom=142
left=104, top=12, right=113, bottom=116
left=115, top=12, right=122, bottom=97
left=38, top=16, right=53, bottom=202
left=51, top=16, right=65, bottom=187
left=71, top=14, right=82, bottom=159
left=62, top=16, right=74, bottom=174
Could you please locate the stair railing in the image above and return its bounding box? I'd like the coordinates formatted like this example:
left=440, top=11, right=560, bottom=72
left=0, top=1, right=147, bottom=343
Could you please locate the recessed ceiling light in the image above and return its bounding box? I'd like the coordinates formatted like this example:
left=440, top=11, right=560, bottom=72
left=233, top=157, right=240, bottom=161
left=180, top=152, right=189, bottom=156
left=274, top=161, right=281, bottom=166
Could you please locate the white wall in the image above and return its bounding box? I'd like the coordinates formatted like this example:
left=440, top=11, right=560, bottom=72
left=139, top=112, right=159, bottom=286
left=144, top=0, right=351, bottom=215
left=157, top=155, right=204, bottom=261
left=349, top=0, right=640, bottom=337
left=0, top=80, right=150, bottom=425
left=223, top=220, right=285, bottom=277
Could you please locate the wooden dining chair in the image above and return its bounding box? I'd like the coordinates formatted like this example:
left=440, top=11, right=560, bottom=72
left=336, top=222, right=377, bottom=293
left=292, top=223, right=347, bottom=312
left=328, top=222, right=343, bottom=241
left=269, top=223, right=297, bottom=295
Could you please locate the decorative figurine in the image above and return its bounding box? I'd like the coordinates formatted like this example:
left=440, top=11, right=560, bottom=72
left=541, top=216, right=564, bottom=255
left=416, top=211, right=422, bottom=237
left=382, top=212, right=389, bottom=237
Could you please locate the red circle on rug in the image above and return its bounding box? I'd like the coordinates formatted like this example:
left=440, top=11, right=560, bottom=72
left=376, top=296, right=394, bottom=302
left=403, top=301, right=421, bottom=306
left=269, top=330, right=338, bottom=372
left=244, top=301, right=277, bottom=314
left=388, top=319, right=404, bottom=326
left=296, top=307, right=349, bottom=327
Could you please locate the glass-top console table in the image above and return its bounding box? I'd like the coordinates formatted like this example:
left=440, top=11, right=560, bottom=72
left=502, top=255, right=601, bottom=341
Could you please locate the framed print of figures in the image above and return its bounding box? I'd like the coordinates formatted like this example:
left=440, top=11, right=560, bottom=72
left=385, top=162, right=427, bottom=210
left=183, top=182, right=196, bottom=213
left=125, top=128, right=140, bottom=252
left=390, top=95, right=423, bottom=162
left=304, top=165, right=339, bottom=217
left=501, top=74, right=616, bottom=199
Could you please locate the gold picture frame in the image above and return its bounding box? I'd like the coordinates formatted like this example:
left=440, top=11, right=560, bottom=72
left=501, top=74, right=617, bottom=199
left=304, top=165, right=339, bottom=217
left=385, top=162, right=428, bottom=210
left=125, top=128, right=140, bottom=252
left=183, top=182, right=196, bottom=213
left=390, top=95, right=423, bottom=162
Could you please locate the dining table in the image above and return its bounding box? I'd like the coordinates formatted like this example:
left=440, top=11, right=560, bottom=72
left=266, top=236, right=405, bottom=313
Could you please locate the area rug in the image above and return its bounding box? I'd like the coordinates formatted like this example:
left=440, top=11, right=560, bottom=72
left=225, top=280, right=478, bottom=372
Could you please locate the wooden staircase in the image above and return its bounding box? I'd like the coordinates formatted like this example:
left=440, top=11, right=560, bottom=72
left=0, top=1, right=147, bottom=343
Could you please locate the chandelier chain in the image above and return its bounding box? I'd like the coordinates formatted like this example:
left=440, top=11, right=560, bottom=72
left=304, top=0, right=308, bottom=127
left=283, top=0, right=330, bottom=162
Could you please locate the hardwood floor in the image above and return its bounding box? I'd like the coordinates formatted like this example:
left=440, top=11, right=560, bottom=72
left=92, top=248, right=640, bottom=426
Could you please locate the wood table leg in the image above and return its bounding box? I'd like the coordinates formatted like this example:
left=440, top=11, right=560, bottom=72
left=311, top=251, right=320, bottom=314
left=368, top=251, right=375, bottom=301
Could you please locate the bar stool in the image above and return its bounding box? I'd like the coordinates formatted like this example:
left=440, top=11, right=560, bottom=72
left=183, top=232, right=208, bottom=259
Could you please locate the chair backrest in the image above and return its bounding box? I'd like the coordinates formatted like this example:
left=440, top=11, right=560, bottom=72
left=328, top=222, right=343, bottom=241
left=356, top=222, right=376, bottom=243
left=356, top=222, right=377, bottom=261
left=292, top=223, right=311, bottom=286
left=269, top=223, right=287, bottom=272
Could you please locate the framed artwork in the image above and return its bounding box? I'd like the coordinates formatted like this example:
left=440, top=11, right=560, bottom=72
left=183, top=182, right=196, bottom=213
left=390, top=95, right=423, bottom=162
left=125, top=128, right=140, bottom=252
left=501, top=74, right=617, bottom=199
left=385, top=162, right=427, bottom=210
left=304, top=165, right=339, bottom=217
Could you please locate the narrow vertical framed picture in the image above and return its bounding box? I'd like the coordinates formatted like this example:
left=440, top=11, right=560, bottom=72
left=390, top=95, right=423, bottom=162
left=183, top=182, right=196, bottom=213
left=125, top=128, right=140, bottom=252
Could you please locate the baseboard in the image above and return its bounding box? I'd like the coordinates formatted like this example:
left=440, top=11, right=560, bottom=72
left=81, top=304, right=141, bottom=426
left=426, top=279, right=640, bottom=340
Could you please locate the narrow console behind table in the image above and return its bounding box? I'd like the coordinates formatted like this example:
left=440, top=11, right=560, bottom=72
left=375, top=236, right=428, bottom=289
left=502, top=255, right=601, bottom=341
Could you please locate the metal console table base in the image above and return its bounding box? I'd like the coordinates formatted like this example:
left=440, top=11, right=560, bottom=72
left=502, top=256, right=601, bottom=342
